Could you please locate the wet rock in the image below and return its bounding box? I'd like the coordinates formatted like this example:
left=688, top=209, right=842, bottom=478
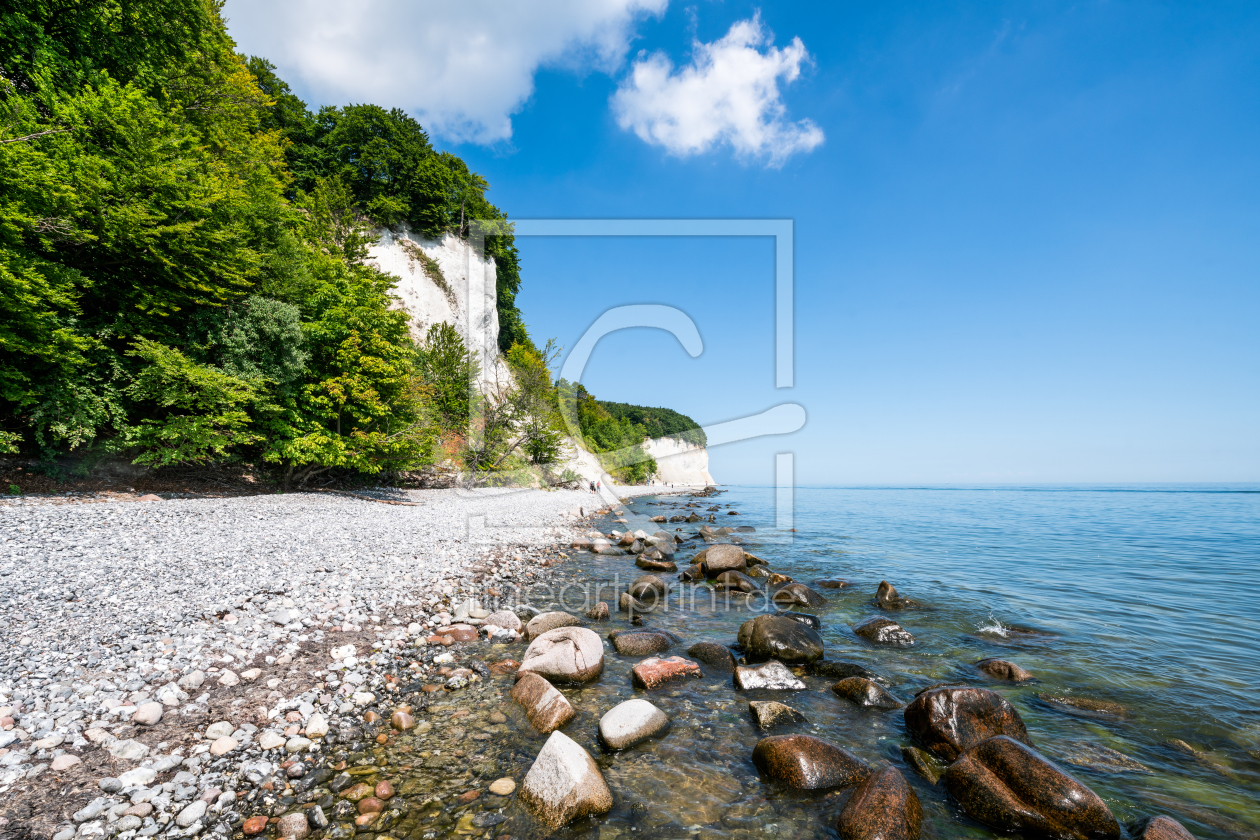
left=678, top=564, right=705, bottom=582
left=520, top=730, right=613, bottom=828
left=276, top=811, right=310, bottom=839
left=775, top=610, right=821, bottom=630
left=815, top=578, right=851, bottom=589
left=831, top=677, right=902, bottom=709
left=901, top=745, right=943, bottom=784
left=609, top=628, right=676, bottom=656
left=734, top=660, right=807, bottom=690
left=810, top=659, right=888, bottom=683
left=772, top=582, right=828, bottom=608
left=629, top=574, right=669, bottom=603
left=751, top=734, right=872, bottom=790
left=598, top=698, right=671, bottom=750
left=904, top=686, right=1033, bottom=761
left=766, top=572, right=794, bottom=586
left=390, top=711, right=415, bottom=731
left=242, top=815, right=269, bottom=835
left=686, top=641, right=737, bottom=672
left=635, top=556, right=678, bottom=572
left=944, top=735, right=1121, bottom=840
left=1133, top=816, right=1196, bottom=840
left=489, top=777, right=516, bottom=795
left=525, top=611, right=583, bottom=641
left=619, top=591, right=654, bottom=614
left=742, top=550, right=766, bottom=565
left=837, top=766, right=923, bottom=840
left=976, top=658, right=1034, bottom=682
left=1057, top=741, right=1152, bottom=774
left=584, top=601, right=610, bottom=621
left=875, top=580, right=913, bottom=610
left=712, top=569, right=759, bottom=592
left=749, top=700, right=807, bottom=729
left=698, top=544, right=747, bottom=576
left=1037, top=694, right=1128, bottom=719
left=632, top=656, right=702, bottom=689
left=738, top=614, right=825, bottom=663
left=852, top=616, right=915, bottom=646
left=489, top=658, right=521, bottom=675
left=518, top=626, right=605, bottom=684
left=484, top=610, right=524, bottom=633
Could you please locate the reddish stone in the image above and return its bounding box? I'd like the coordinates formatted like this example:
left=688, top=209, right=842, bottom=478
left=357, top=796, right=384, bottom=814
left=375, top=780, right=394, bottom=799
left=354, top=812, right=379, bottom=827
left=458, top=789, right=482, bottom=803
left=242, top=816, right=269, bottom=835
left=631, top=656, right=702, bottom=690
left=375, top=733, right=388, bottom=744
left=446, top=624, right=479, bottom=642
left=285, top=710, right=303, bottom=722
left=426, top=635, right=445, bottom=645
left=489, top=659, right=521, bottom=675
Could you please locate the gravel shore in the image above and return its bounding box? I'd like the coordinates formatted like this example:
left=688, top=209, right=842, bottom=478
left=0, top=486, right=675, bottom=839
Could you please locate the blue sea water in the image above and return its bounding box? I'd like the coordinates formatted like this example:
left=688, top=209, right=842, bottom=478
left=598, top=483, right=1260, bottom=838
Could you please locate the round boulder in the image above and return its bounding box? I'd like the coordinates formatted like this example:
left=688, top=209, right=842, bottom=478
left=852, top=616, right=915, bottom=646
left=628, top=575, right=668, bottom=603
left=831, top=677, right=902, bottom=710
left=944, top=736, right=1121, bottom=840
left=837, top=766, right=923, bottom=840
left=1133, top=816, right=1196, bottom=840
left=518, top=627, right=605, bottom=685
left=598, top=698, right=671, bottom=750
left=738, top=614, right=825, bottom=663
left=609, top=629, right=676, bottom=656
left=686, top=641, right=737, bottom=673
left=751, top=734, right=871, bottom=791
left=772, top=583, right=828, bottom=608
left=976, top=658, right=1034, bottom=682
left=525, top=612, right=583, bottom=641
left=484, top=610, right=523, bottom=634
left=698, top=544, right=747, bottom=577
left=712, top=570, right=759, bottom=592
left=904, top=686, right=1033, bottom=761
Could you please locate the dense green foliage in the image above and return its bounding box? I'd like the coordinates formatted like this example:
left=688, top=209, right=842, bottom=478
left=596, top=400, right=706, bottom=447
left=0, top=0, right=526, bottom=479
left=556, top=383, right=658, bottom=484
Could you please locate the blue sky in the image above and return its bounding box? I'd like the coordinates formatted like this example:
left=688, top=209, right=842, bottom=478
left=227, top=1, right=1259, bottom=484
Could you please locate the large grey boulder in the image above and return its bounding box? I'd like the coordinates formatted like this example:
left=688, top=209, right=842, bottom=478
left=525, top=611, right=583, bottom=641
left=520, top=731, right=614, bottom=828
left=518, top=627, right=605, bottom=684
left=511, top=672, right=576, bottom=734
left=738, top=614, right=825, bottom=663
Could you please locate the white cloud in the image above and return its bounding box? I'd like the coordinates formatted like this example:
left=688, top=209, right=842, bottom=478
left=611, top=16, right=824, bottom=165
left=224, top=0, right=667, bottom=143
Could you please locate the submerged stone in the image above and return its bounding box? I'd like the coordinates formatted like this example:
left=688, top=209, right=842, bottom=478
left=751, top=734, right=871, bottom=791
left=749, top=700, right=808, bottom=729
left=519, top=731, right=613, bottom=828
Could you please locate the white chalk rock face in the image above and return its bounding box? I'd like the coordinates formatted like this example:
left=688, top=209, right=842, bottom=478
left=520, top=730, right=614, bottom=828
left=644, top=436, right=715, bottom=485
left=518, top=627, right=604, bottom=685
left=598, top=699, right=671, bottom=750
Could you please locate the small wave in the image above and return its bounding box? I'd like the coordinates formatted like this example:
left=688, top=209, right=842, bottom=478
left=977, top=613, right=1009, bottom=637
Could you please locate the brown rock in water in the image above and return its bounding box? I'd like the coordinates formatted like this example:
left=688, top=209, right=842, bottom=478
left=751, top=734, right=871, bottom=791
left=511, top=672, right=576, bottom=734
left=776, top=611, right=821, bottom=630
left=520, top=730, right=613, bottom=828
left=679, top=563, right=705, bottom=582
left=390, top=711, right=415, bottom=731
left=518, top=627, right=604, bottom=684
left=1133, top=816, right=1197, bottom=840
left=635, top=556, right=677, bottom=572
left=276, top=812, right=311, bottom=838
left=632, top=656, right=701, bottom=689
left=743, top=551, right=767, bottom=566
left=619, top=592, right=654, bottom=614
left=357, top=796, right=384, bottom=814
left=811, top=659, right=887, bottom=683
left=698, top=544, right=748, bottom=576
left=772, top=582, right=827, bottom=608
left=766, top=572, right=794, bottom=586
left=875, top=580, right=909, bottom=609
left=375, top=780, right=394, bottom=799
left=815, top=578, right=851, bottom=589
left=749, top=700, right=808, bottom=729
left=905, top=686, right=1033, bottom=761
left=584, top=601, right=610, bottom=621
left=901, top=745, right=943, bottom=784
left=1037, top=693, right=1128, bottom=719
left=976, top=658, right=1034, bottom=682
left=831, top=677, right=902, bottom=710
left=242, top=816, right=269, bottom=835
left=340, top=782, right=373, bottom=801
left=837, top=766, right=923, bottom=840
left=687, top=641, right=737, bottom=672
left=738, top=614, right=825, bottom=663
left=629, top=574, right=669, bottom=602
left=608, top=628, right=675, bottom=656
left=650, top=515, right=667, bottom=522
left=713, top=570, right=759, bottom=592
left=852, top=616, right=915, bottom=646
left=944, top=736, right=1121, bottom=840
left=488, top=658, right=521, bottom=675
left=525, top=611, right=583, bottom=641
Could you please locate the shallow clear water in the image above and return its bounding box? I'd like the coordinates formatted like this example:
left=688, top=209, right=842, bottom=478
left=388, top=484, right=1260, bottom=840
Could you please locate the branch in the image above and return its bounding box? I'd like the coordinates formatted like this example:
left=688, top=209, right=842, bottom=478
left=0, top=127, right=72, bottom=145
